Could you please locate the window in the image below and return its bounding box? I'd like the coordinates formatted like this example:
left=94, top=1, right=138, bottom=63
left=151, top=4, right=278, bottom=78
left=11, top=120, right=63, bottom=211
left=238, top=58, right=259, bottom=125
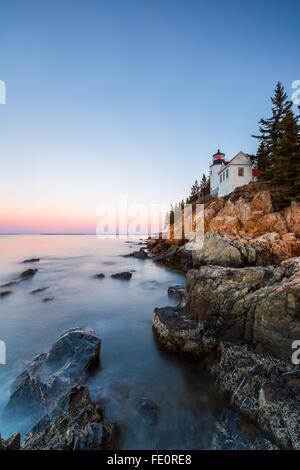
left=226, top=169, right=229, bottom=179
left=220, top=175, right=222, bottom=183
left=238, top=167, right=244, bottom=177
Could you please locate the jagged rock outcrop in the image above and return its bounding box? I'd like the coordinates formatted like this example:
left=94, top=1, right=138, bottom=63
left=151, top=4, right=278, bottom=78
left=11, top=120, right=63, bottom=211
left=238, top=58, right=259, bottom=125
left=148, top=231, right=281, bottom=271
left=153, top=305, right=300, bottom=448
left=148, top=186, right=300, bottom=271
left=150, top=187, right=300, bottom=265
left=209, top=342, right=300, bottom=449
left=150, top=187, right=300, bottom=449
left=23, top=385, right=116, bottom=450
left=153, top=258, right=300, bottom=448
left=183, top=257, right=300, bottom=360
left=193, top=231, right=282, bottom=267
left=153, top=306, right=205, bottom=357
left=2, top=328, right=117, bottom=450
left=149, top=240, right=194, bottom=272
left=202, top=189, right=300, bottom=259
left=4, top=328, right=101, bottom=422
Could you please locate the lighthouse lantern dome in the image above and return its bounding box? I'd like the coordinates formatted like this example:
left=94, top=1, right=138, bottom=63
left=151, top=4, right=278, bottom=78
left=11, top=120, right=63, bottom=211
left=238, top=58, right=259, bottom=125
left=212, top=149, right=225, bottom=165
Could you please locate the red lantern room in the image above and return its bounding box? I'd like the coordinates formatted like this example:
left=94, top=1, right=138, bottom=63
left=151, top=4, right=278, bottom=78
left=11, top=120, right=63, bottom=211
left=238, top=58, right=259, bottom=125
left=212, top=149, right=225, bottom=165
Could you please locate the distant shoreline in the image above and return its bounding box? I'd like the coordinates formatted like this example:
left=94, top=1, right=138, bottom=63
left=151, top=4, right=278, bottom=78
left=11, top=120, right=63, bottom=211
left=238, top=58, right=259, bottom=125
left=0, top=233, right=150, bottom=236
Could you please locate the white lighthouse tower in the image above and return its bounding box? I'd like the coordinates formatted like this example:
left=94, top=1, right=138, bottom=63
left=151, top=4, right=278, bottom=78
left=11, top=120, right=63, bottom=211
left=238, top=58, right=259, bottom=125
left=209, top=149, right=226, bottom=196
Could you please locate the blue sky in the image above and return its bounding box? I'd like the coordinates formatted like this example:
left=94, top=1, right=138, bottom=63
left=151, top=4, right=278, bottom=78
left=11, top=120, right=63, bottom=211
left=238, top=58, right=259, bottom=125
left=0, top=0, right=299, bottom=232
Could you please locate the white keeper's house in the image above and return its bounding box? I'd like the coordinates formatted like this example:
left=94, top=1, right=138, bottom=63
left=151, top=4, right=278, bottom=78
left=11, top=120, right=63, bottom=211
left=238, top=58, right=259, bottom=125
left=209, top=149, right=261, bottom=197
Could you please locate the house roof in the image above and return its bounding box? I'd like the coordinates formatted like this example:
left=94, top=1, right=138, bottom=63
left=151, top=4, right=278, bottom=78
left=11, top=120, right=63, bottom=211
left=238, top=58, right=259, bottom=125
left=218, top=151, right=250, bottom=175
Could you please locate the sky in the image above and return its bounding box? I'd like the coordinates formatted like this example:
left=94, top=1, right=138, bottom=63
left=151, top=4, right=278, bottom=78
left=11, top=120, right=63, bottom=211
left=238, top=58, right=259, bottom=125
left=0, top=0, right=299, bottom=233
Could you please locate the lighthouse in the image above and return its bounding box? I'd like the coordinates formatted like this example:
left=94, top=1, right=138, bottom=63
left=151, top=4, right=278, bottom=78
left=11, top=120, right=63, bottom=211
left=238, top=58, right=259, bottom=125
left=209, top=149, right=225, bottom=195
left=209, top=149, right=256, bottom=197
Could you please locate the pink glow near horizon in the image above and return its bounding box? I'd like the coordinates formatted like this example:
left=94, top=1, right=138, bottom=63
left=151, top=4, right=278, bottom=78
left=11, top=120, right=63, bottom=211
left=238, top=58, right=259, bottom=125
left=0, top=211, right=100, bottom=234
left=0, top=207, right=164, bottom=234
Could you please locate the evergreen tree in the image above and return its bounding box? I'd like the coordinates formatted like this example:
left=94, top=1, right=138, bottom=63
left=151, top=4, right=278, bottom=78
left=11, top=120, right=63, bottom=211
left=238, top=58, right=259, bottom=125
left=164, top=204, right=174, bottom=230
left=188, top=180, right=200, bottom=202
left=186, top=175, right=210, bottom=203
left=169, top=204, right=174, bottom=226
left=270, top=107, right=300, bottom=207
left=252, top=82, right=300, bottom=207
left=199, top=173, right=210, bottom=196
left=252, top=82, right=292, bottom=172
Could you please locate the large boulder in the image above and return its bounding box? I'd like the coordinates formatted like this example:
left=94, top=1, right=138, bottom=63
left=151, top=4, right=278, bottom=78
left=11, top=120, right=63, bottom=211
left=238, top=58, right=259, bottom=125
left=153, top=306, right=208, bottom=357
left=183, top=257, right=300, bottom=360
left=4, top=328, right=101, bottom=422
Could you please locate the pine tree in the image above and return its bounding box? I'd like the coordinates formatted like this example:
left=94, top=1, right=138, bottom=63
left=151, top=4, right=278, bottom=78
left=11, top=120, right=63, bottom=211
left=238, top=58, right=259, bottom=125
left=252, top=82, right=292, bottom=172
left=271, top=107, right=300, bottom=207
left=189, top=180, right=200, bottom=202
left=252, top=83, right=300, bottom=207
left=250, top=142, right=269, bottom=171
left=169, top=204, right=174, bottom=226
left=199, top=173, right=210, bottom=196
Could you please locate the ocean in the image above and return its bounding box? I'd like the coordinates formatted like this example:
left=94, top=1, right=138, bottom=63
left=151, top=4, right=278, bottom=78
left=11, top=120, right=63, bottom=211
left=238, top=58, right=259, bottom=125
left=0, top=234, right=251, bottom=449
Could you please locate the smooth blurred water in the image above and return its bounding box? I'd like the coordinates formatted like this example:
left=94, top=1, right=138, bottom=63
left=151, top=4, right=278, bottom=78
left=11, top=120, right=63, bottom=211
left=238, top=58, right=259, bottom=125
left=0, top=235, right=248, bottom=449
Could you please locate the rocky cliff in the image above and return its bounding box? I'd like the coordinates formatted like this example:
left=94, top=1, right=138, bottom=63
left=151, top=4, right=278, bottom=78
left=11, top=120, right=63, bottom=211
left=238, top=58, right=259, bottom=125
left=149, top=183, right=300, bottom=271
left=183, top=258, right=300, bottom=360
left=149, top=184, right=300, bottom=449
left=203, top=184, right=300, bottom=258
